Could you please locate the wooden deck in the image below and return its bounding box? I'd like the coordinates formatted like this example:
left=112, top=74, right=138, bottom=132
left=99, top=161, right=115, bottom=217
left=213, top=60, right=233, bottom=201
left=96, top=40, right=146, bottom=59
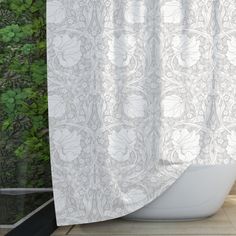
left=52, top=195, right=236, bottom=236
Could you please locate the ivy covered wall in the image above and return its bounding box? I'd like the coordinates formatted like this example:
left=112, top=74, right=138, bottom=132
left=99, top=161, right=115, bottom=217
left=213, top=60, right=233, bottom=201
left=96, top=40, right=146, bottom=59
left=0, top=0, right=51, bottom=187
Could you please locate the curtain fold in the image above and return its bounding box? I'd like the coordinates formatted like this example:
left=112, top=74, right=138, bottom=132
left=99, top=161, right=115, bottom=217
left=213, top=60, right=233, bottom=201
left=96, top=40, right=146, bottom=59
left=47, top=0, right=236, bottom=226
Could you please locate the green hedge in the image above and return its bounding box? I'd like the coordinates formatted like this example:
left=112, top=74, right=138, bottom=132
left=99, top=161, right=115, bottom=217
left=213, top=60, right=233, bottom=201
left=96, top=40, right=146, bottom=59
left=0, top=0, right=51, bottom=187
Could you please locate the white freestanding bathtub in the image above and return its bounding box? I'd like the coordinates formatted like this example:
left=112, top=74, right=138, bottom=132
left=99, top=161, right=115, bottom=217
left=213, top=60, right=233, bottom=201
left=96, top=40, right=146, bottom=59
left=124, top=163, right=236, bottom=221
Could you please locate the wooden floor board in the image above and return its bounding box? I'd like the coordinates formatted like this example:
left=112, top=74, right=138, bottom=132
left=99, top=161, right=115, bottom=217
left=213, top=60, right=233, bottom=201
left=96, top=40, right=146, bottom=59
left=52, top=195, right=236, bottom=236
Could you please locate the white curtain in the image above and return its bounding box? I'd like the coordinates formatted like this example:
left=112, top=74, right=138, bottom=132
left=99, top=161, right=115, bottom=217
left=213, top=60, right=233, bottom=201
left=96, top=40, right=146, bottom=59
left=47, top=0, right=236, bottom=226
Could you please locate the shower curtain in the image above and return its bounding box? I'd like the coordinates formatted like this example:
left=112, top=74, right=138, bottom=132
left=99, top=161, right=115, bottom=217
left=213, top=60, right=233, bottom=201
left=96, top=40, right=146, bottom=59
left=47, top=0, right=236, bottom=226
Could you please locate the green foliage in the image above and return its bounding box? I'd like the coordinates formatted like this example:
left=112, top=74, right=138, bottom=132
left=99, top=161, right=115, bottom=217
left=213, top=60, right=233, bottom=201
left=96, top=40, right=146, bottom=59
left=0, top=24, right=34, bottom=43
left=0, top=0, right=51, bottom=187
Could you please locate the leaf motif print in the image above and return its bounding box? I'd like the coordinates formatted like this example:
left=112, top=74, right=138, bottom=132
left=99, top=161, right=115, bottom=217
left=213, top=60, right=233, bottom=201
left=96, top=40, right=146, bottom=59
left=125, top=188, right=146, bottom=203
left=227, top=131, right=236, bottom=160
left=53, top=189, right=66, bottom=212
left=47, top=0, right=66, bottom=24
left=227, top=37, right=236, bottom=66
left=48, top=94, right=66, bottom=118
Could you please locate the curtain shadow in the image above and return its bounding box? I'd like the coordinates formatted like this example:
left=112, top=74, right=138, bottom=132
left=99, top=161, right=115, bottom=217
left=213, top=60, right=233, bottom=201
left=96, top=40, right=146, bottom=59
left=200, top=0, right=221, bottom=163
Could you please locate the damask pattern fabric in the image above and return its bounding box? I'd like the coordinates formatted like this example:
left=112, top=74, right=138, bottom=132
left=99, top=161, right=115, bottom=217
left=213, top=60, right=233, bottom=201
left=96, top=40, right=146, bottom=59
left=47, top=0, right=236, bottom=226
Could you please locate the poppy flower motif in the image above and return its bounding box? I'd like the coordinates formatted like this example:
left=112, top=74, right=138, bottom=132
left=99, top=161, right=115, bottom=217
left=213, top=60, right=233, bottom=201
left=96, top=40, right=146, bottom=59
left=162, top=0, right=182, bottom=24
left=124, top=1, right=147, bottom=24
left=162, top=95, right=185, bottom=118
left=108, top=128, right=136, bottom=161
left=53, top=34, right=81, bottom=67
left=107, top=33, right=136, bottom=67
left=124, top=94, right=146, bottom=118
left=172, top=35, right=200, bottom=67
left=52, top=128, right=81, bottom=162
left=172, top=129, right=200, bottom=162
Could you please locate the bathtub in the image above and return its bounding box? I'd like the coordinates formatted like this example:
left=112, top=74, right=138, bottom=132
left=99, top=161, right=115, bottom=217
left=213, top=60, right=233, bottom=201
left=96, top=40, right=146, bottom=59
left=123, top=163, right=236, bottom=221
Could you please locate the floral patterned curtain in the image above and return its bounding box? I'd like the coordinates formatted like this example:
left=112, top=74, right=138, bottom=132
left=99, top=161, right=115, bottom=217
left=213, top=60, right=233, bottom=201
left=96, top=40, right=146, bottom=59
left=47, top=0, right=236, bottom=225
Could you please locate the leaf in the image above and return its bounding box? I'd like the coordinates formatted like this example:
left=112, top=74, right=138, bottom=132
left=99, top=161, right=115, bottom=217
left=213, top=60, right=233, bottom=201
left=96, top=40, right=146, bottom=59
left=0, top=0, right=50, bottom=188
left=2, top=119, right=11, bottom=131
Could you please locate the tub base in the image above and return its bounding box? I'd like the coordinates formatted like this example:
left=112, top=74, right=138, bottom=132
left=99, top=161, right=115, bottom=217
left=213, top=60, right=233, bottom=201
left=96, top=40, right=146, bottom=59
left=123, top=163, right=236, bottom=221
left=124, top=216, right=210, bottom=222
